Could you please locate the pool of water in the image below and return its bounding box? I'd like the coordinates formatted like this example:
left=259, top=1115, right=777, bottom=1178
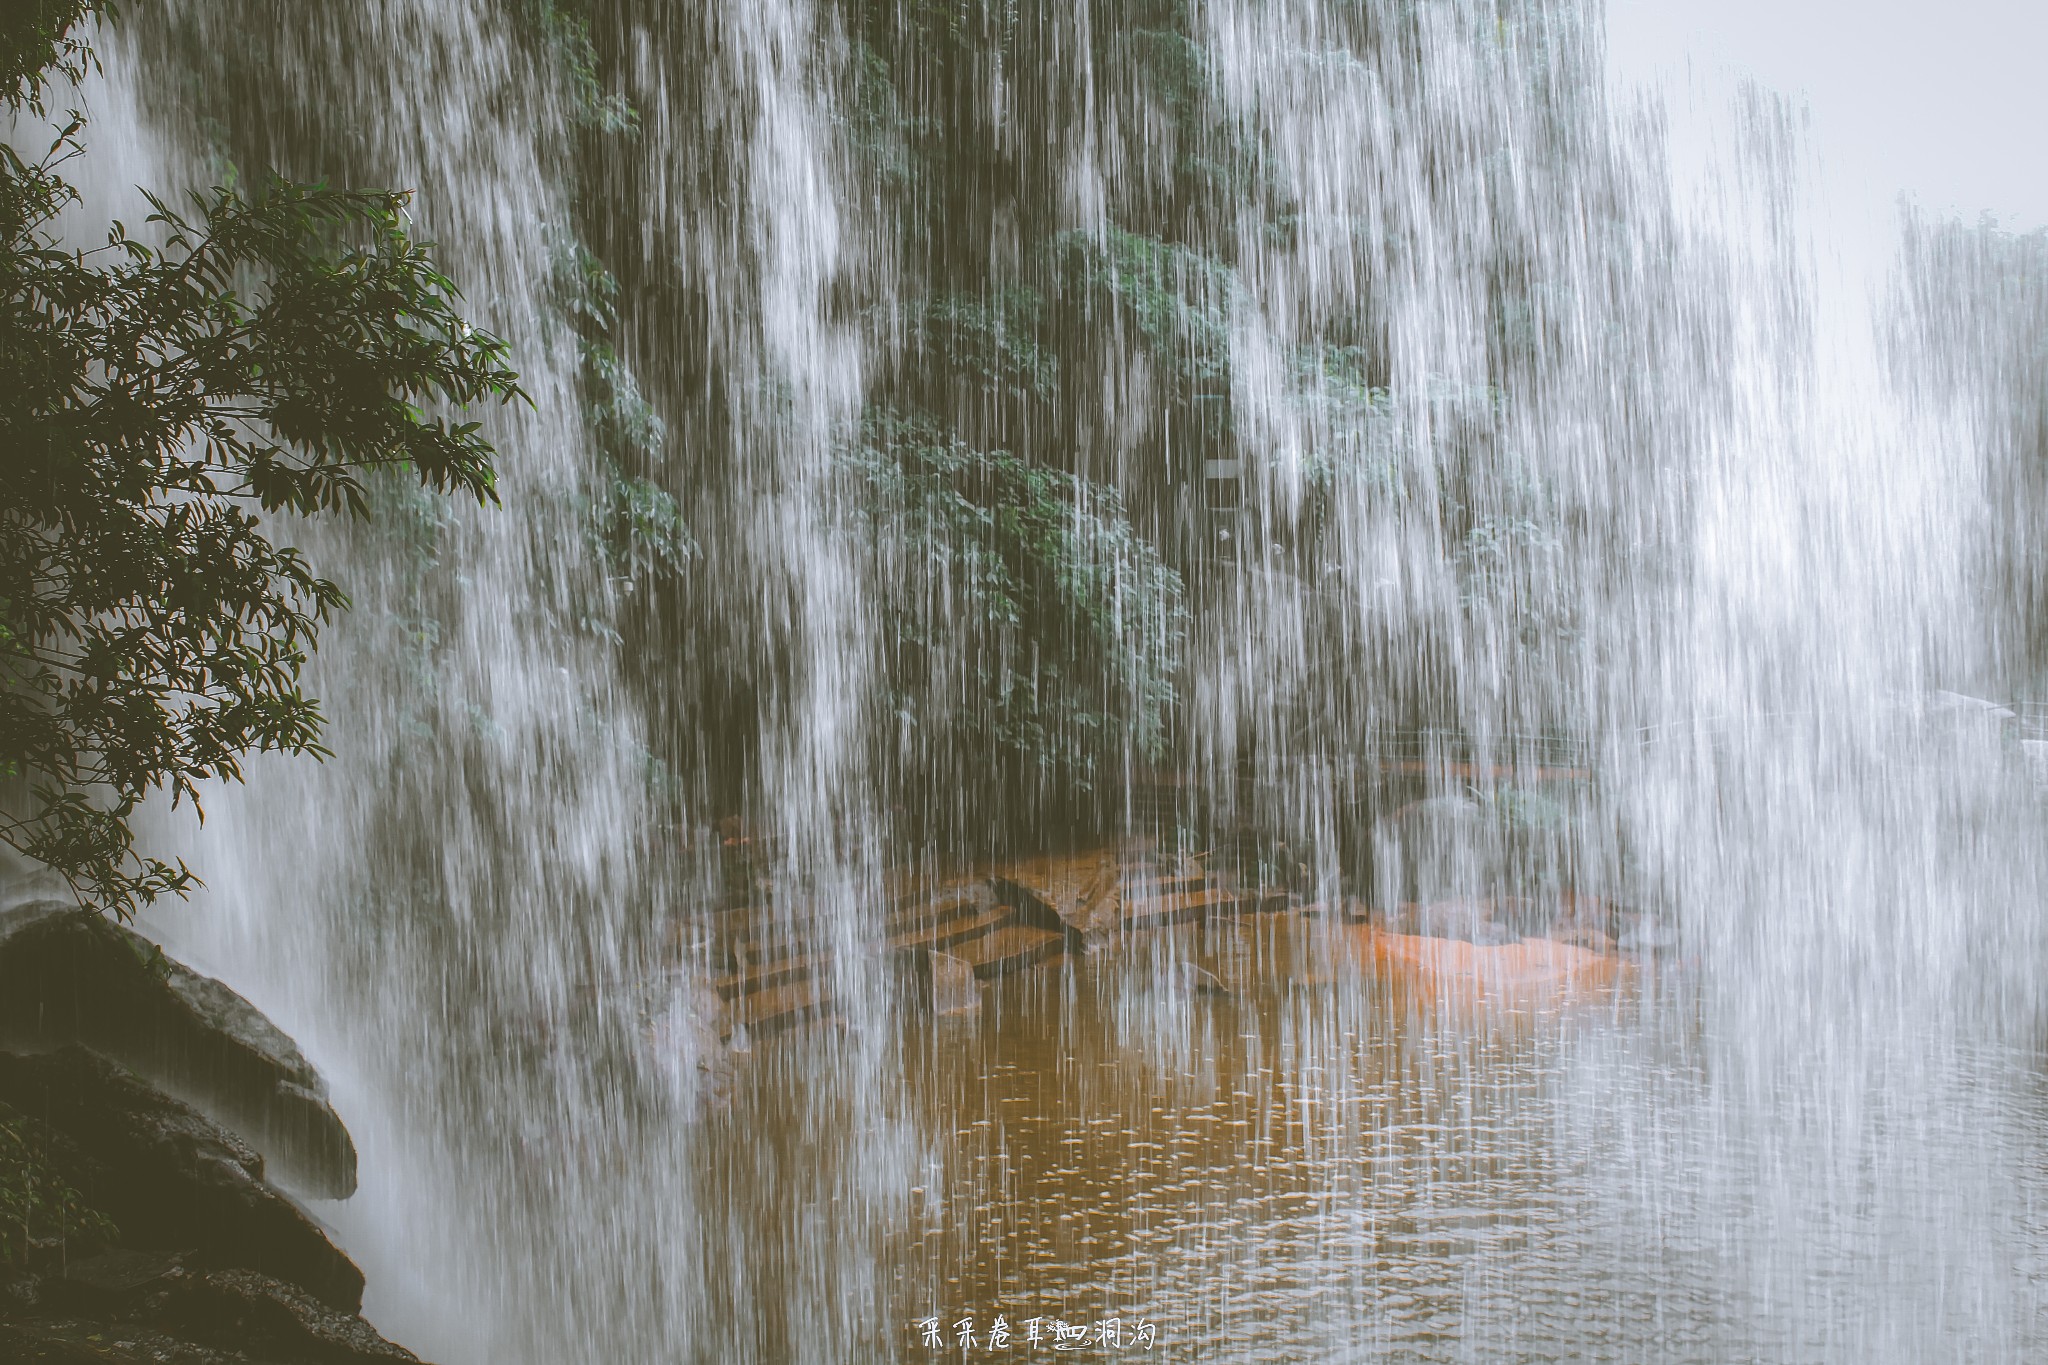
left=690, top=916, right=2048, bottom=1362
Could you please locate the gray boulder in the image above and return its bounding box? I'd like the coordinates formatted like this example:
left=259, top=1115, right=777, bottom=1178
left=0, top=901, right=355, bottom=1198
left=158, top=1268, right=422, bottom=1363
left=0, top=1047, right=366, bottom=1314
left=1, top=1266, right=425, bottom=1363
left=1384, top=899, right=1521, bottom=944
left=1371, top=797, right=1504, bottom=907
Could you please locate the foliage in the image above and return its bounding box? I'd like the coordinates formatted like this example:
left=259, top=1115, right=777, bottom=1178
left=585, top=457, right=691, bottom=581
left=521, top=0, right=636, bottom=134
left=840, top=38, right=921, bottom=192
left=1121, top=24, right=1208, bottom=115
left=1054, top=228, right=1236, bottom=384
left=0, top=4, right=522, bottom=917
left=545, top=229, right=691, bottom=583
left=905, top=288, right=1057, bottom=405
left=845, top=412, right=1185, bottom=796
left=1485, top=782, right=1577, bottom=835
left=0, top=1, right=98, bottom=111
left=545, top=227, right=621, bottom=334
left=0, top=1101, right=115, bottom=1265
left=1294, top=345, right=1402, bottom=494
left=581, top=340, right=667, bottom=464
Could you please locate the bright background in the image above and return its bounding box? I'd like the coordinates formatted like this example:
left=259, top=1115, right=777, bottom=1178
left=1607, top=0, right=2048, bottom=230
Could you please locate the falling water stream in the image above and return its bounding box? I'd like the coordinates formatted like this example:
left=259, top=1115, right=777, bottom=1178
left=58, top=0, right=2048, bottom=1359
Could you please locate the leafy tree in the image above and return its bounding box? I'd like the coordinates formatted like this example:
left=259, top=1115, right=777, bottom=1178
left=1, top=2, right=523, bottom=917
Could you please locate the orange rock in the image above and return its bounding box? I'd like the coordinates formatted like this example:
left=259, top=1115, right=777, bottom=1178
left=1350, top=925, right=1625, bottom=1007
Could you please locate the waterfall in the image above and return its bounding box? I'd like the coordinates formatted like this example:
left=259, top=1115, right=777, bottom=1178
left=51, top=0, right=2048, bottom=1359
left=98, top=0, right=908, bottom=1358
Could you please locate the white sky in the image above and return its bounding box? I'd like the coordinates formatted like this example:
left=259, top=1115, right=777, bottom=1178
left=1606, top=0, right=2048, bottom=230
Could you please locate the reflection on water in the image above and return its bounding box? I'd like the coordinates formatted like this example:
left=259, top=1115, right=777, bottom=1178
left=888, top=927, right=1641, bottom=1363
left=694, top=909, right=2048, bottom=1363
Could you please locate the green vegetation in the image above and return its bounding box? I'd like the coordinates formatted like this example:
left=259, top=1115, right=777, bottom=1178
left=0, top=2, right=520, bottom=916
left=558, top=249, right=689, bottom=581
left=521, top=0, right=636, bottom=133
left=823, top=0, right=1253, bottom=827
left=0, top=1102, right=114, bottom=1266
left=6, top=0, right=1601, bottom=860
left=1054, top=229, right=1238, bottom=386
left=904, top=289, right=1059, bottom=406
left=847, top=413, right=1184, bottom=802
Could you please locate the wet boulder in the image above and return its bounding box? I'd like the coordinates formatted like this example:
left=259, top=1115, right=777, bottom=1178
left=1544, top=924, right=1617, bottom=952
left=0, top=901, right=356, bottom=1198
left=1, top=1265, right=425, bottom=1364
left=0, top=1047, right=366, bottom=1313
left=989, top=876, right=1090, bottom=948
left=637, top=977, right=738, bottom=1110
left=156, top=1269, right=421, bottom=1363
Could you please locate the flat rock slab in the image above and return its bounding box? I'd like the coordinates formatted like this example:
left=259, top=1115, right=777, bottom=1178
left=886, top=905, right=1010, bottom=956
left=0, top=1047, right=366, bottom=1314
left=1116, top=887, right=1236, bottom=931
left=712, top=951, right=828, bottom=1001
left=949, top=926, right=1064, bottom=980
left=60, top=1249, right=188, bottom=1297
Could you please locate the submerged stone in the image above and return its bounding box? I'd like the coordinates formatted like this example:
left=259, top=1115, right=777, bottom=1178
left=928, top=949, right=981, bottom=1016
left=1169, top=963, right=1234, bottom=998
